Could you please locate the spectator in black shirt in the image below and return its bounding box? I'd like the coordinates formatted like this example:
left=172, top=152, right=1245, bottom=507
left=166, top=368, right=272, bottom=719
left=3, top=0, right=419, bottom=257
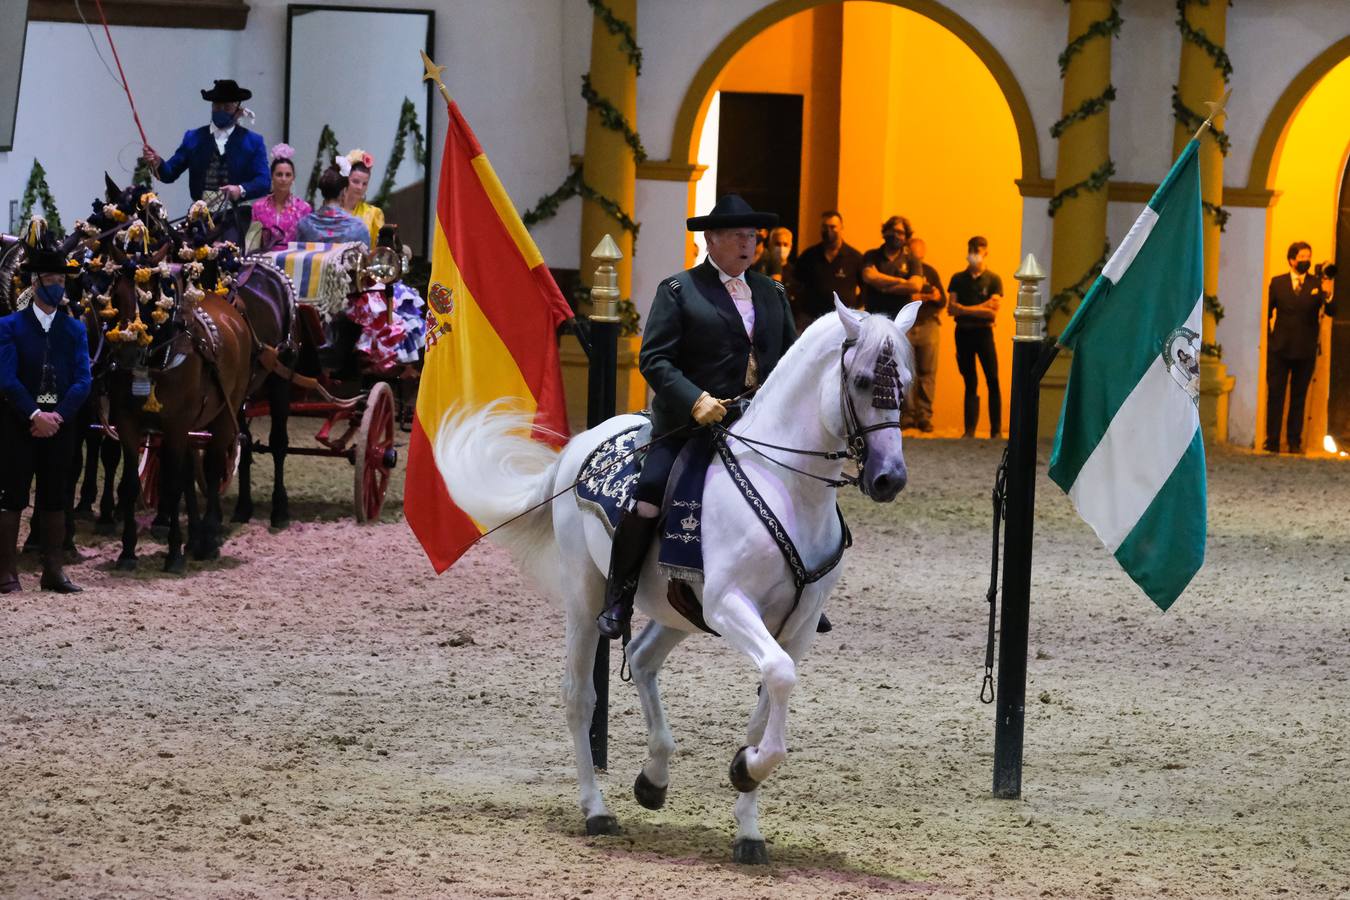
left=947, top=235, right=1003, bottom=438
left=795, top=210, right=863, bottom=321
left=859, top=215, right=924, bottom=317
left=901, top=236, right=945, bottom=432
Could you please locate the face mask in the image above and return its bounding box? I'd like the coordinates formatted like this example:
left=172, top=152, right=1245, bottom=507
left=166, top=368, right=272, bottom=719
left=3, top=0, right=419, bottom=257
left=774, top=246, right=789, bottom=264
left=968, top=253, right=984, bottom=266
left=212, top=109, right=235, bottom=129
left=36, top=281, right=65, bottom=307
left=1294, top=260, right=1311, bottom=274
left=884, top=234, right=904, bottom=250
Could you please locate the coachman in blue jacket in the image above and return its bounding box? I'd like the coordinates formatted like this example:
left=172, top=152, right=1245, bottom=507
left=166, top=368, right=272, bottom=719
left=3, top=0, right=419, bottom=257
left=143, top=79, right=270, bottom=202
left=0, top=248, right=92, bottom=594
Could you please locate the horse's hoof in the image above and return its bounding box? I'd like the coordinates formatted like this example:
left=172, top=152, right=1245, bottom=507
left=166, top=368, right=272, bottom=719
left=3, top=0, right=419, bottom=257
left=584, top=814, right=621, bottom=836
left=230, top=509, right=252, bottom=524
left=269, top=517, right=290, bottom=532
left=729, top=746, right=760, bottom=794
left=163, top=555, right=186, bottom=575
left=634, top=770, right=668, bottom=810
left=114, top=555, right=137, bottom=572
left=94, top=521, right=116, bottom=536
left=732, top=838, right=769, bottom=866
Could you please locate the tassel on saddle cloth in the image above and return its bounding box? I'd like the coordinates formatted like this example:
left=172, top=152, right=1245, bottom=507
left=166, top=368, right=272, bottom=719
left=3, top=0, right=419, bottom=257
left=575, top=425, right=852, bottom=639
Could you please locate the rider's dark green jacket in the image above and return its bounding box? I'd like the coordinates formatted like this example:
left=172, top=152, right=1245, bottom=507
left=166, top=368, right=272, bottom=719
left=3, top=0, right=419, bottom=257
left=639, top=258, right=797, bottom=435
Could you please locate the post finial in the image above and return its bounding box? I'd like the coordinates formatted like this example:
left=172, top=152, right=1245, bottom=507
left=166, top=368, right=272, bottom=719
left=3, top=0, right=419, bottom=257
left=589, top=233, right=622, bottom=323
left=420, top=50, right=452, bottom=106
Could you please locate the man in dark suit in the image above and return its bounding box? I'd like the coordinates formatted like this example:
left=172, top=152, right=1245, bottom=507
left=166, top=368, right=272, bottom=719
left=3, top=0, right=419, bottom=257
left=143, top=79, right=270, bottom=202
left=0, top=248, right=93, bottom=593
left=1265, top=241, right=1336, bottom=454
left=596, top=194, right=796, bottom=639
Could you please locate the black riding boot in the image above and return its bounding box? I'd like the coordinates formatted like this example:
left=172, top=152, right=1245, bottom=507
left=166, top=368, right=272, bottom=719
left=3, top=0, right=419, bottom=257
left=963, top=393, right=980, bottom=438
left=0, top=510, right=21, bottom=594
left=596, top=510, right=660, bottom=640
left=39, top=513, right=81, bottom=594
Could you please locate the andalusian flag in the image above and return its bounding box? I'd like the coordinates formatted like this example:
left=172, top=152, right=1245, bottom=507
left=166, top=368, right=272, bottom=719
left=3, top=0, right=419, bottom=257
left=405, top=98, right=572, bottom=572
left=1048, top=139, right=1207, bottom=611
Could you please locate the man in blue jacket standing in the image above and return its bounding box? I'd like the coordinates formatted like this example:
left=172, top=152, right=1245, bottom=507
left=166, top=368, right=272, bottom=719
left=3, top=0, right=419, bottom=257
left=0, top=248, right=92, bottom=594
left=143, top=79, right=270, bottom=202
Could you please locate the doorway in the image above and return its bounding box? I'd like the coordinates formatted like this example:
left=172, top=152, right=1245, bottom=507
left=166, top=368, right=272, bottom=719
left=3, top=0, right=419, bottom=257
left=1326, top=156, right=1350, bottom=445
left=716, top=92, right=804, bottom=242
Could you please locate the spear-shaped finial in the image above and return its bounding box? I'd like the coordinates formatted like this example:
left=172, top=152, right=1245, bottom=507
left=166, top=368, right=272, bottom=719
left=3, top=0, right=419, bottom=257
left=1191, top=88, right=1232, bottom=143
left=420, top=50, right=452, bottom=106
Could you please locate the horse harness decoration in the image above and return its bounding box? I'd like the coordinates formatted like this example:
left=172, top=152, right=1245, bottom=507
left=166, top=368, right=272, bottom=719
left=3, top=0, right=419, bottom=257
left=707, top=333, right=905, bottom=638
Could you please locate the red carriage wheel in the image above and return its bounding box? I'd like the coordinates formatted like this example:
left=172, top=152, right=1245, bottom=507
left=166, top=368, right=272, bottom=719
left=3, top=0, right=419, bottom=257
left=137, top=435, right=160, bottom=512
left=353, top=381, right=397, bottom=523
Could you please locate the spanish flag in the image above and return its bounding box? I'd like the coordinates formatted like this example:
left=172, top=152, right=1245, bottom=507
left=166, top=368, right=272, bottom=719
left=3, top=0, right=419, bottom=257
left=405, top=98, right=572, bottom=572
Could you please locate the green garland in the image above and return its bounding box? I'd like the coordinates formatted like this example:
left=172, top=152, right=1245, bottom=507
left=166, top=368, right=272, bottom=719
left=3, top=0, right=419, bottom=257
left=1048, top=160, right=1115, bottom=218
left=581, top=74, right=647, bottom=163
left=1202, top=199, right=1229, bottom=232
left=587, top=0, right=642, bottom=75
left=373, top=97, right=430, bottom=209
left=1203, top=292, right=1225, bottom=324
left=305, top=124, right=341, bottom=207
left=1200, top=341, right=1222, bottom=360
left=1176, top=0, right=1233, bottom=83
left=522, top=164, right=641, bottom=247
left=1046, top=241, right=1110, bottom=319
left=19, top=159, right=63, bottom=238
left=1057, top=0, right=1122, bottom=76
left=1050, top=84, right=1117, bottom=139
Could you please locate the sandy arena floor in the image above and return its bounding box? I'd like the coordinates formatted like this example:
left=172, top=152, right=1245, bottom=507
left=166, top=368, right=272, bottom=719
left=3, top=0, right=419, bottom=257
left=1, top=427, right=1347, bottom=899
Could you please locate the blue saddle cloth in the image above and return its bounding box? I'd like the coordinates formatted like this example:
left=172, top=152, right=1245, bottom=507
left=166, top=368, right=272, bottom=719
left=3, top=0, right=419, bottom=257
left=574, top=423, right=709, bottom=583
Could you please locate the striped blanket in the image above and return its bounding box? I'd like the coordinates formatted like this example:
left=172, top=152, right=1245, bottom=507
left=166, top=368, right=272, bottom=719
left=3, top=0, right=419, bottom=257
left=264, top=242, right=360, bottom=320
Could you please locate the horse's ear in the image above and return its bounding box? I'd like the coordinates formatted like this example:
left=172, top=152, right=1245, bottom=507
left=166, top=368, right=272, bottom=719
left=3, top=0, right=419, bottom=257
left=151, top=243, right=170, bottom=265
left=893, top=300, right=922, bottom=334
left=108, top=243, right=128, bottom=265
left=833, top=293, right=862, bottom=342
left=104, top=173, right=122, bottom=202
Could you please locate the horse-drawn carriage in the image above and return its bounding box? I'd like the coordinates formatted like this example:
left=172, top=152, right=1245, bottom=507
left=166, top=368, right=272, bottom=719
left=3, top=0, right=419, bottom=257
left=3, top=182, right=421, bottom=570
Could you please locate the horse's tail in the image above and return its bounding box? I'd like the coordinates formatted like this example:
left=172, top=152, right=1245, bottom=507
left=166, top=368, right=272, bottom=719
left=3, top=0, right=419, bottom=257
left=432, top=401, right=564, bottom=590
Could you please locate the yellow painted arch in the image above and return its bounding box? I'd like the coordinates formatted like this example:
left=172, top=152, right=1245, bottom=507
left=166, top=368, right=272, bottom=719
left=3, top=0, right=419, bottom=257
left=668, top=0, right=1043, bottom=183
left=1246, top=35, right=1350, bottom=192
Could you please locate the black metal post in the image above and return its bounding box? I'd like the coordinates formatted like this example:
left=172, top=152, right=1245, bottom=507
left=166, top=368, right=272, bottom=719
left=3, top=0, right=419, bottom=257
left=992, top=256, right=1048, bottom=799
left=584, top=235, right=624, bottom=772
left=586, top=317, right=619, bottom=770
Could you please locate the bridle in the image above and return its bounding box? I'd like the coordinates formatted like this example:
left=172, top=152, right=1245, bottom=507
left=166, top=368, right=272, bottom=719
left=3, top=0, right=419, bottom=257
left=716, top=333, right=906, bottom=495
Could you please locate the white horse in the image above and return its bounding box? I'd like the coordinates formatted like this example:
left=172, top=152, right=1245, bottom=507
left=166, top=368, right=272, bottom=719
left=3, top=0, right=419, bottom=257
left=434, top=298, right=920, bottom=864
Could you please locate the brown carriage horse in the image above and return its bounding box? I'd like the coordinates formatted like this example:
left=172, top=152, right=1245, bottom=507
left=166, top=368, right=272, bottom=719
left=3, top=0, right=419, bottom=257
left=99, top=243, right=251, bottom=571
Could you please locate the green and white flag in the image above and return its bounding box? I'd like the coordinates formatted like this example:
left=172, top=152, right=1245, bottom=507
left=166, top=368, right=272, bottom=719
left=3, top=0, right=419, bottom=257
left=1048, top=139, right=1206, bottom=611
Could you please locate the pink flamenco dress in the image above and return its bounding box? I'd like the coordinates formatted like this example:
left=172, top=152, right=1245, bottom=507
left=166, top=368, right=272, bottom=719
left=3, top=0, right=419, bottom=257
left=252, top=194, right=312, bottom=251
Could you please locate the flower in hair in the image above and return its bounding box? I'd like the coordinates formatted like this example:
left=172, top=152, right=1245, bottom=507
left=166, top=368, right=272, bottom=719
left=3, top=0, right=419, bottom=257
left=346, top=148, right=374, bottom=169
left=270, top=142, right=295, bottom=163
left=335, top=156, right=352, bottom=178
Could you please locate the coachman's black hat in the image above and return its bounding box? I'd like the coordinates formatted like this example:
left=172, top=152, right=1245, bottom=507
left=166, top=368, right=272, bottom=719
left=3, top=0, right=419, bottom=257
left=201, top=79, right=252, bottom=103
left=686, top=194, right=778, bottom=232
left=21, top=247, right=80, bottom=276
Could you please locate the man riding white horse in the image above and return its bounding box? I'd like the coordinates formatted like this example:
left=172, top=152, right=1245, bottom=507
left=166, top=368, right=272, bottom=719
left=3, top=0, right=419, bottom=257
left=596, top=194, right=805, bottom=640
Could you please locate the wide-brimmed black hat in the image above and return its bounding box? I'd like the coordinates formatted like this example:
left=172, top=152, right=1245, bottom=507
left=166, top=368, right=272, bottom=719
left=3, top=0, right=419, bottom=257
left=686, top=194, right=778, bottom=232
left=21, top=247, right=80, bottom=276
left=201, top=79, right=252, bottom=103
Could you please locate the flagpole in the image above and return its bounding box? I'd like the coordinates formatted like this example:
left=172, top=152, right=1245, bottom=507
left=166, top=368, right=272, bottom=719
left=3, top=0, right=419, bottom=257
left=1189, top=88, right=1232, bottom=143
left=421, top=50, right=454, bottom=107
left=992, top=255, right=1048, bottom=799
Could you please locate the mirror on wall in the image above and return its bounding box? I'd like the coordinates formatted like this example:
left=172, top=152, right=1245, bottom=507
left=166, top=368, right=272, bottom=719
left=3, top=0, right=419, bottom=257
left=285, top=4, right=433, bottom=255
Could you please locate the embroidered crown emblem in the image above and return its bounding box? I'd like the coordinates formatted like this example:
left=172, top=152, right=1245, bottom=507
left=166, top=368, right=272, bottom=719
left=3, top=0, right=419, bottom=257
left=680, top=511, right=699, bottom=531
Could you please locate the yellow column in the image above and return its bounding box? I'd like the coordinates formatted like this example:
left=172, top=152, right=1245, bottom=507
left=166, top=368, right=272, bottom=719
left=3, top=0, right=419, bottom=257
left=1041, top=0, right=1116, bottom=433
left=578, top=0, right=637, bottom=314
left=1173, top=0, right=1235, bottom=443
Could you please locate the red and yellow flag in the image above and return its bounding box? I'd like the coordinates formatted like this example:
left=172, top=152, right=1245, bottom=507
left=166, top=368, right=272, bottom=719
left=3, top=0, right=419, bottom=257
left=405, top=98, right=572, bottom=573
